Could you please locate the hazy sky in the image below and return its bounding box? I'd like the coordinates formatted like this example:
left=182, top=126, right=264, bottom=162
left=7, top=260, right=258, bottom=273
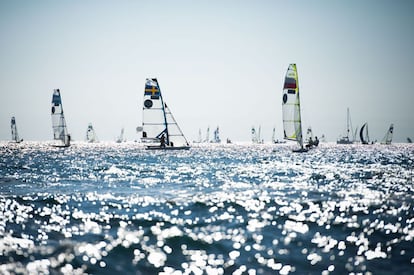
left=1, top=0, right=413, bottom=142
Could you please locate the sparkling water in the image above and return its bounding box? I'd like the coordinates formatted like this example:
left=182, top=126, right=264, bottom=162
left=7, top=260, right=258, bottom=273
left=1, top=142, right=413, bottom=274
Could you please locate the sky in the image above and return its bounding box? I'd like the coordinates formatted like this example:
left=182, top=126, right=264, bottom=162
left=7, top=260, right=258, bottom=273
left=1, top=0, right=413, bottom=142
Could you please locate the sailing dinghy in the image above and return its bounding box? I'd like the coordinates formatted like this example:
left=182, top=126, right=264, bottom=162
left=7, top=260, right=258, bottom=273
left=141, top=78, right=190, bottom=150
left=86, top=123, right=98, bottom=143
left=282, top=64, right=307, bottom=152
left=359, top=122, right=372, bottom=144
left=381, top=123, right=394, bottom=145
left=51, top=89, right=71, bottom=147
left=10, top=116, right=23, bottom=143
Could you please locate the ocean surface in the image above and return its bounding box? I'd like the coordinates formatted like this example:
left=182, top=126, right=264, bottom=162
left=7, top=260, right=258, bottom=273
left=0, top=141, right=413, bottom=275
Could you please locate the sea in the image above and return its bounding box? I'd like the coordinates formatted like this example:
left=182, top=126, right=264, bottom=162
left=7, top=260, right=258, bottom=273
left=0, top=141, right=413, bottom=275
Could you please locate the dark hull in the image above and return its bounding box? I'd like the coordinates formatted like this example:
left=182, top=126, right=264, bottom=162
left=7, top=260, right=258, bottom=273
left=145, top=145, right=190, bottom=151
left=293, top=148, right=308, bottom=153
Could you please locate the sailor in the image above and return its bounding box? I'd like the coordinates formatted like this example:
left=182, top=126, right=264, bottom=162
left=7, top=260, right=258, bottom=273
left=306, top=137, right=313, bottom=149
left=160, top=134, right=166, bottom=148
left=314, top=136, right=319, bottom=147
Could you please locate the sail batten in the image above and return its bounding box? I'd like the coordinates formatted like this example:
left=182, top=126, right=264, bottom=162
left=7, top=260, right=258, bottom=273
left=141, top=78, right=190, bottom=150
left=282, top=64, right=305, bottom=151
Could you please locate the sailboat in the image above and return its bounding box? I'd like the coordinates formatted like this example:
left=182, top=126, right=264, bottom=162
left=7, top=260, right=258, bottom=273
left=10, top=117, right=23, bottom=143
left=213, top=126, right=221, bottom=143
left=337, top=108, right=354, bottom=144
left=86, top=123, right=98, bottom=143
left=381, top=123, right=394, bottom=145
left=282, top=64, right=307, bottom=152
left=272, top=127, right=285, bottom=144
left=359, top=122, right=371, bottom=144
left=141, top=78, right=190, bottom=150
left=116, top=128, right=125, bottom=143
left=204, top=126, right=210, bottom=143
left=51, top=89, right=70, bottom=147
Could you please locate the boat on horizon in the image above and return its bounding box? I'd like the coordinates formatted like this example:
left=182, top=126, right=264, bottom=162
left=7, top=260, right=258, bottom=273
left=86, top=123, right=98, bottom=143
left=337, top=108, right=354, bottom=144
left=116, top=128, right=125, bottom=143
left=282, top=64, right=308, bottom=152
left=213, top=126, right=221, bottom=143
left=10, top=116, right=23, bottom=143
left=141, top=78, right=190, bottom=150
left=51, top=89, right=70, bottom=147
left=359, top=122, right=373, bottom=145
left=381, top=123, right=394, bottom=145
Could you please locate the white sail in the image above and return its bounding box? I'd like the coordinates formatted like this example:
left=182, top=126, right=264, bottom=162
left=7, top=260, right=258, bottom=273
left=205, top=126, right=210, bottom=143
left=141, top=78, right=189, bottom=149
left=116, top=128, right=125, bottom=143
left=86, top=123, right=97, bottom=143
left=251, top=126, right=257, bottom=143
left=10, top=116, right=22, bottom=143
left=305, top=126, right=314, bottom=144
left=51, top=89, right=70, bottom=147
left=381, top=123, right=394, bottom=145
left=282, top=64, right=305, bottom=150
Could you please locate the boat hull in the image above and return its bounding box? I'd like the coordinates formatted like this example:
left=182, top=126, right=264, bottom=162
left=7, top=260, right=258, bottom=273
left=145, top=145, right=190, bottom=151
left=293, top=148, right=308, bottom=153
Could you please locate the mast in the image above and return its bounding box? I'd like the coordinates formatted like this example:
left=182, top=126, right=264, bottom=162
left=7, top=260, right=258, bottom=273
left=156, top=79, right=170, bottom=145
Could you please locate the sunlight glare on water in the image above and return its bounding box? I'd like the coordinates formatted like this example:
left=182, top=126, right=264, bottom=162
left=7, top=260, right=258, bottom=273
left=0, top=141, right=413, bottom=274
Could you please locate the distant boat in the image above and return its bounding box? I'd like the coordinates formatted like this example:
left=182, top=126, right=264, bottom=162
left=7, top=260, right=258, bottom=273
left=359, top=122, right=371, bottom=144
left=86, top=123, right=98, bottom=143
left=141, top=78, right=190, bottom=150
left=213, top=126, right=221, bottom=143
left=116, top=128, right=125, bottom=143
left=197, top=129, right=202, bottom=143
left=305, top=126, right=319, bottom=148
left=337, top=108, right=354, bottom=144
left=282, top=64, right=307, bottom=152
left=272, top=127, right=285, bottom=144
left=10, top=117, right=23, bottom=143
left=204, top=126, right=210, bottom=143
left=251, top=126, right=263, bottom=144
left=381, top=124, right=394, bottom=145
left=51, top=89, right=70, bottom=147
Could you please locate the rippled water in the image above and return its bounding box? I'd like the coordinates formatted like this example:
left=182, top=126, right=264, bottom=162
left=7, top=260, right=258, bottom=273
left=0, top=141, right=413, bottom=274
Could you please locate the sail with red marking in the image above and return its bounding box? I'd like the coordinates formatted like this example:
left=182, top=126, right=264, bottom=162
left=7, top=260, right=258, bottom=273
left=282, top=64, right=305, bottom=151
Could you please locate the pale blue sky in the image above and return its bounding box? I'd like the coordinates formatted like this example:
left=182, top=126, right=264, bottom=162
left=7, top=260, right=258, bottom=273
left=1, top=0, right=413, bottom=142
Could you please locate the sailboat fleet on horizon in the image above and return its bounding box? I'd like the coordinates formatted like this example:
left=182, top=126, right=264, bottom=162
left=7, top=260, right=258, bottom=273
left=6, top=68, right=404, bottom=147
